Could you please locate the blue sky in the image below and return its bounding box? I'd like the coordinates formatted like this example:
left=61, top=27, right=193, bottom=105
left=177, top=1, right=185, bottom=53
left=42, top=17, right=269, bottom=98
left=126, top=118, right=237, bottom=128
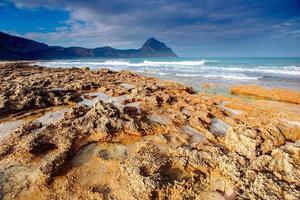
left=1, top=0, right=300, bottom=57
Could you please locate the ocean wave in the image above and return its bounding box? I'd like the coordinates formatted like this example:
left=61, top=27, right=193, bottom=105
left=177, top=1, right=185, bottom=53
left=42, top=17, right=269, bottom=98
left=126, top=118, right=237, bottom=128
left=171, top=65, right=300, bottom=76
left=219, top=66, right=300, bottom=76
left=143, top=60, right=210, bottom=66
left=37, top=59, right=215, bottom=68
left=98, top=60, right=213, bottom=67
left=36, top=60, right=300, bottom=77
left=157, top=72, right=169, bottom=75
left=175, top=73, right=202, bottom=77
left=201, top=74, right=261, bottom=80
left=175, top=73, right=261, bottom=80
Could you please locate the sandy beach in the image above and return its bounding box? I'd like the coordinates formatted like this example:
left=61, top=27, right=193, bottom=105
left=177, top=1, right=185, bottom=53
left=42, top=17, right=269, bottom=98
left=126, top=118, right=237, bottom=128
left=0, top=62, right=299, bottom=199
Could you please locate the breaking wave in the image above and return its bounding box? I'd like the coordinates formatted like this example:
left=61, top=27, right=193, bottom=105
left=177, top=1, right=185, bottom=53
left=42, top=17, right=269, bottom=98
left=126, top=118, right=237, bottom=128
left=35, top=58, right=300, bottom=83
left=175, top=73, right=262, bottom=80
left=37, top=59, right=214, bottom=68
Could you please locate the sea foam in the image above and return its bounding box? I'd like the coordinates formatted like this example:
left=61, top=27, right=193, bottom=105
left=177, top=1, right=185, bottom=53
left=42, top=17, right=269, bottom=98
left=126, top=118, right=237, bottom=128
left=34, top=58, right=300, bottom=86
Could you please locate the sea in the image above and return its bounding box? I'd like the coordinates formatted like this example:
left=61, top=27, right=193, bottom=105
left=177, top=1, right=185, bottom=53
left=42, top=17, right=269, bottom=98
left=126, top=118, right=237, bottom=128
left=35, top=57, right=300, bottom=94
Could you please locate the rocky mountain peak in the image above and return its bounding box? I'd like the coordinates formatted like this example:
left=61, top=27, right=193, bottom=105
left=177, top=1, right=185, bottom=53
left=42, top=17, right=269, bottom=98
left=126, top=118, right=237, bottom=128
left=141, top=37, right=169, bottom=51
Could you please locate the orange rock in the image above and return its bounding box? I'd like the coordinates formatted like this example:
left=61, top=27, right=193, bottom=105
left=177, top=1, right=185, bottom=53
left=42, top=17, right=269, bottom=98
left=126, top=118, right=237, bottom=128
left=230, top=84, right=300, bottom=104
left=277, top=120, right=300, bottom=141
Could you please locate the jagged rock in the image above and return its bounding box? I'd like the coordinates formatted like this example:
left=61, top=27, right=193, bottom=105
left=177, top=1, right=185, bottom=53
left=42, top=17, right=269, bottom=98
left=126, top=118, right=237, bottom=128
left=259, top=125, right=285, bottom=153
left=0, top=63, right=300, bottom=200
left=253, top=143, right=300, bottom=186
left=120, top=144, right=170, bottom=199
left=123, top=106, right=138, bottom=115
left=225, top=127, right=259, bottom=159
left=277, top=120, right=300, bottom=141
left=231, top=84, right=300, bottom=104
left=0, top=86, right=80, bottom=116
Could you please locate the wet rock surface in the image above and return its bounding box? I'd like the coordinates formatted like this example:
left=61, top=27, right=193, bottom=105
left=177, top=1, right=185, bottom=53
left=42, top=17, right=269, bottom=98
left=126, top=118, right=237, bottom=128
left=0, top=63, right=299, bottom=200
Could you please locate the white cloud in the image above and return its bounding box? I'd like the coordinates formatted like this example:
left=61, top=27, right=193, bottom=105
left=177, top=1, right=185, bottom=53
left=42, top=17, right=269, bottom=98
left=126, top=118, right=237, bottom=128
left=8, top=0, right=300, bottom=56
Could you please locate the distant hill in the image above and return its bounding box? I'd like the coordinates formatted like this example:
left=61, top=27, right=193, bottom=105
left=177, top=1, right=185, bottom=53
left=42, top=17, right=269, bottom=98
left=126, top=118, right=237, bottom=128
left=0, top=32, right=177, bottom=60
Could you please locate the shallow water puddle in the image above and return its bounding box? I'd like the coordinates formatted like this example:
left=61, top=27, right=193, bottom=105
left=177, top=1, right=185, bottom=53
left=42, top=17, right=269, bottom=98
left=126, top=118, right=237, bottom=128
left=181, top=125, right=205, bottom=147
left=120, top=83, right=135, bottom=90
left=98, top=143, right=128, bottom=160
left=181, top=108, right=194, bottom=116
left=0, top=106, right=71, bottom=140
left=0, top=120, right=24, bottom=140
left=120, top=131, right=181, bottom=154
left=78, top=92, right=113, bottom=107
left=34, top=108, right=70, bottom=126
left=79, top=92, right=129, bottom=108
left=220, top=101, right=244, bottom=116
left=210, top=118, right=231, bottom=136
left=72, top=142, right=129, bottom=167
left=220, top=106, right=244, bottom=116
left=147, top=114, right=170, bottom=125
left=71, top=143, right=99, bottom=167
left=114, top=95, right=129, bottom=107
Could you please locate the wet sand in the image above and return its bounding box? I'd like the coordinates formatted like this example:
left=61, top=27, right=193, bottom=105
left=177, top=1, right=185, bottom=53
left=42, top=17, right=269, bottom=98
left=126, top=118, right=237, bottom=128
left=0, top=63, right=299, bottom=200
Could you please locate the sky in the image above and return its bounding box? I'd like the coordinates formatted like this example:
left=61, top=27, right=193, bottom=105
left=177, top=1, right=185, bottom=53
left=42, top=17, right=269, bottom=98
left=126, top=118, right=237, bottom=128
left=0, top=0, right=300, bottom=57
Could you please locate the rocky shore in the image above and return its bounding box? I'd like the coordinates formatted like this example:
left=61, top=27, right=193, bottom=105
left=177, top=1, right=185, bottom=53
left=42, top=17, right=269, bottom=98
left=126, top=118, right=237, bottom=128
left=0, top=63, right=299, bottom=200
left=231, top=85, right=300, bottom=104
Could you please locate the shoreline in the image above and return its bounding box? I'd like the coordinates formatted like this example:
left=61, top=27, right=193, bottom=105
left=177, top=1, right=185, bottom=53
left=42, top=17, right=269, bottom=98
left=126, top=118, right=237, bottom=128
left=0, top=60, right=37, bottom=64
left=33, top=58, right=300, bottom=93
left=0, top=63, right=299, bottom=199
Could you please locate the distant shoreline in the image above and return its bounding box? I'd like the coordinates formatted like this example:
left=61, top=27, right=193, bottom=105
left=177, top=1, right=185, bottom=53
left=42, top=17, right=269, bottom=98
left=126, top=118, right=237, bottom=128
left=0, top=60, right=36, bottom=64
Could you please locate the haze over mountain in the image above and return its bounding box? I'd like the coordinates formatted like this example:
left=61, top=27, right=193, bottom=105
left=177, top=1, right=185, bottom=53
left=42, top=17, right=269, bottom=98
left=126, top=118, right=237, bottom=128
left=0, top=31, right=177, bottom=60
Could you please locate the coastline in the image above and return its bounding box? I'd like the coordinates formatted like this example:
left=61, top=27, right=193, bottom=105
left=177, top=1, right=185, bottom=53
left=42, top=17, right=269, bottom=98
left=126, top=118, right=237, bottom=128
left=34, top=57, right=300, bottom=93
left=0, top=61, right=37, bottom=64
left=0, top=63, right=299, bottom=199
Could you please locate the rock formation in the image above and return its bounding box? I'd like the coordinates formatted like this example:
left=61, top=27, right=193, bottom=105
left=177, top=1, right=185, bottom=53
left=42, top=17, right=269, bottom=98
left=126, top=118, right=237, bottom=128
left=0, top=63, right=299, bottom=199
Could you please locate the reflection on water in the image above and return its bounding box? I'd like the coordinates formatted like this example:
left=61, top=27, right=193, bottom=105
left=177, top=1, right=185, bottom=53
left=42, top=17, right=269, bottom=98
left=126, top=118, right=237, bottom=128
left=0, top=120, right=24, bottom=140
left=147, top=114, right=170, bottom=125
left=181, top=125, right=205, bottom=147
left=78, top=92, right=129, bottom=108
left=120, top=83, right=135, bottom=90
left=219, top=101, right=244, bottom=116
left=0, top=106, right=71, bottom=140
left=34, top=108, right=70, bottom=126
left=210, top=118, right=231, bottom=136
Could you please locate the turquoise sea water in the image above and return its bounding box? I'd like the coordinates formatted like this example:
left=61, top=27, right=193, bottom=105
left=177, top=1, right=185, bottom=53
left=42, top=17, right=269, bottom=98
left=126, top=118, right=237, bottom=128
left=36, top=57, right=300, bottom=93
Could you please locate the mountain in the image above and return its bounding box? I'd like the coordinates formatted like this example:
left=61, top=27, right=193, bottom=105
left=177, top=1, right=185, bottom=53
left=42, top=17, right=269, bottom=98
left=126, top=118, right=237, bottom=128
left=0, top=31, right=177, bottom=60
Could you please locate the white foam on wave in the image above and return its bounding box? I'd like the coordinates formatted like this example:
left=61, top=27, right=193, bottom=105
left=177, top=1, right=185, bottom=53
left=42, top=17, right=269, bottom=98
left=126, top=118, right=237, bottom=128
left=176, top=73, right=261, bottom=80
left=143, top=60, right=208, bottom=66
left=35, top=60, right=300, bottom=79
left=37, top=59, right=213, bottom=68
left=175, top=73, right=202, bottom=77
left=201, top=74, right=261, bottom=80
left=97, top=60, right=211, bottom=67
left=195, top=66, right=300, bottom=76
left=157, top=72, right=169, bottom=75
left=37, top=60, right=299, bottom=74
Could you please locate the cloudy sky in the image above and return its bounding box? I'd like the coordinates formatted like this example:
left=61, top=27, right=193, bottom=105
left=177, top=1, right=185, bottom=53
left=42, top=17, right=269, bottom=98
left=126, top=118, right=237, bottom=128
left=1, top=0, right=300, bottom=57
